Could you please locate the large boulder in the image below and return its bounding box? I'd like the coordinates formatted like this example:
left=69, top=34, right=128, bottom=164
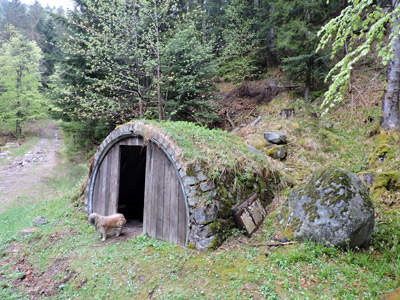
left=277, top=167, right=374, bottom=248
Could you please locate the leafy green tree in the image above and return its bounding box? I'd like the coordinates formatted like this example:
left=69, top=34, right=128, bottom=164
left=0, top=28, right=47, bottom=135
left=318, top=0, right=400, bottom=130
left=52, top=0, right=217, bottom=126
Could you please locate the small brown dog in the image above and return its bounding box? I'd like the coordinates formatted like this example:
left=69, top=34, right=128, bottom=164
left=88, top=213, right=127, bottom=241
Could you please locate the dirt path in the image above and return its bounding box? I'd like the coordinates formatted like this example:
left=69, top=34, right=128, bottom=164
left=0, top=122, right=61, bottom=213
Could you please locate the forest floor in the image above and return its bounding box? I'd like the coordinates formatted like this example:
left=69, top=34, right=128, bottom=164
left=0, top=78, right=400, bottom=299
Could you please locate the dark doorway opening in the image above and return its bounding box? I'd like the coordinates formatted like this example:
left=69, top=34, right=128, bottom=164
left=118, top=145, right=146, bottom=222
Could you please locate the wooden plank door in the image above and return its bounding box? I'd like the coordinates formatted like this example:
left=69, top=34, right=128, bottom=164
left=143, top=143, right=187, bottom=246
left=92, top=137, right=143, bottom=216
left=92, top=143, right=120, bottom=216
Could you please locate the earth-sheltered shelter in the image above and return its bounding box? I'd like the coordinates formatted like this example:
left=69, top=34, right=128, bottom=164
left=84, top=120, right=281, bottom=250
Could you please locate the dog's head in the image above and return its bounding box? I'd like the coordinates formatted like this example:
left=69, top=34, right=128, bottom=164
left=88, top=213, right=98, bottom=225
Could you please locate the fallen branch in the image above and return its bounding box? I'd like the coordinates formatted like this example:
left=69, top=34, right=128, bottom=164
left=226, top=111, right=235, bottom=128
left=265, top=241, right=296, bottom=247
left=235, top=238, right=296, bottom=248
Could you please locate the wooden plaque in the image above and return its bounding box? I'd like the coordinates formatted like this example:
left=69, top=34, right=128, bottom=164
left=232, top=193, right=267, bottom=237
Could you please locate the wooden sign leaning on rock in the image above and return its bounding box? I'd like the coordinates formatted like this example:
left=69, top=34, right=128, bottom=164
left=232, top=193, right=267, bottom=237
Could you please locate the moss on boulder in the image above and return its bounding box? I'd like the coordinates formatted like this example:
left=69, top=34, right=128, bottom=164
left=368, top=144, right=395, bottom=169
left=371, top=171, right=400, bottom=198
left=266, top=145, right=287, bottom=161
left=277, top=167, right=374, bottom=248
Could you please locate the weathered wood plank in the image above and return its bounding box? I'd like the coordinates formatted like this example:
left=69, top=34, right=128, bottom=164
left=163, top=159, right=173, bottom=241
left=155, top=145, right=165, bottom=240
left=177, top=182, right=187, bottom=246
left=168, top=161, right=179, bottom=244
left=93, top=160, right=102, bottom=214
left=108, top=144, right=120, bottom=215
left=233, top=193, right=266, bottom=237
left=101, top=155, right=110, bottom=215
left=146, top=143, right=157, bottom=238
left=104, top=151, right=113, bottom=215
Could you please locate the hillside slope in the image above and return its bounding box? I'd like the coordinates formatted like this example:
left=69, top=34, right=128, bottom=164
left=0, top=73, right=399, bottom=299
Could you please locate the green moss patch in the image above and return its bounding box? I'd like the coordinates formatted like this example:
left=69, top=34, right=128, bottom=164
left=372, top=172, right=400, bottom=199
left=301, top=167, right=355, bottom=207
left=368, top=144, right=395, bottom=169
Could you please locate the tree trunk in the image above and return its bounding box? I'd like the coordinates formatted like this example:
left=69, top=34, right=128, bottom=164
left=133, top=0, right=143, bottom=118
left=154, top=0, right=163, bottom=122
left=304, top=82, right=310, bottom=101
left=304, top=56, right=313, bottom=101
left=16, top=120, right=21, bottom=137
left=381, top=0, right=400, bottom=131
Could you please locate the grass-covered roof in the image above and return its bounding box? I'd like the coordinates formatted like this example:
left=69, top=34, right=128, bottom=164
left=133, top=119, right=271, bottom=179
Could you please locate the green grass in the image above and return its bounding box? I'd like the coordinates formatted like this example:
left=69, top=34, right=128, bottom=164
left=140, top=120, right=271, bottom=179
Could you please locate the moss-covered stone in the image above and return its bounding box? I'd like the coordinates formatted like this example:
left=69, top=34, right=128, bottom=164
left=371, top=171, right=400, bottom=199
left=266, top=145, right=287, bottom=160
left=368, top=144, right=395, bottom=169
left=300, top=167, right=355, bottom=208
left=277, top=166, right=375, bottom=248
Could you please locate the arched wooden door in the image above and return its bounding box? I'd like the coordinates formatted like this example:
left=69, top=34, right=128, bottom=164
left=92, top=137, right=143, bottom=216
left=143, top=142, right=188, bottom=246
left=91, top=137, right=188, bottom=246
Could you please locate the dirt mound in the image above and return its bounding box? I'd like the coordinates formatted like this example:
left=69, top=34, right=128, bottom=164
left=215, top=81, right=298, bottom=130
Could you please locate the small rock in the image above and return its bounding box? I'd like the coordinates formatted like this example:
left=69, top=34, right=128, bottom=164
left=196, top=172, right=207, bottom=181
left=266, top=145, right=287, bottom=161
left=187, top=196, right=197, bottom=206
left=264, top=131, right=287, bottom=145
left=18, top=227, right=38, bottom=237
left=185, top=186, right=196, bottom=197
left=183, top=176, right=197, bottom=186
left=358, top=173, right=375, bottom=188
left=4, top=142, right=20, bottom=149
left=179, top=169, right=187, bottom=178
left=200, top=181, right=215, bottom=192
left=193, top=204, right=219, bottom=225
left=33, top=216, right=48, bottom=226
left=319, top=121, right=333, bottom=129
left=196, top=235, right=216, bottom=251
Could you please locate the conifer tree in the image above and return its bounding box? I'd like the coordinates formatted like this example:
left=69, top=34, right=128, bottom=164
left=269, top=0, right=341, bottom=100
